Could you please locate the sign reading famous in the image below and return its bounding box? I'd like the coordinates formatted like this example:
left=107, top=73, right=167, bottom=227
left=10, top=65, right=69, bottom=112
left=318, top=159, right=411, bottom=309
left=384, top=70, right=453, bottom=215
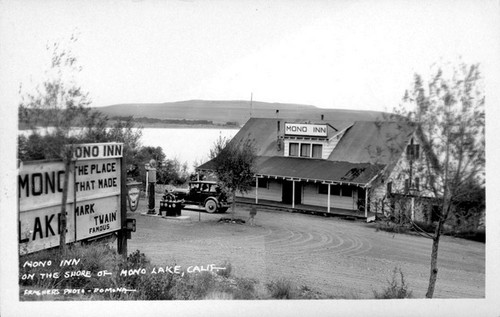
left=284, top=123, right=327, bottom=137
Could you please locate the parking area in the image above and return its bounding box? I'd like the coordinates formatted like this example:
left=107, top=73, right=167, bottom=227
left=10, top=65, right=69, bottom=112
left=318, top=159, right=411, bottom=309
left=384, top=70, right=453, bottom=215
left=127, top=198, right=485, bottom=298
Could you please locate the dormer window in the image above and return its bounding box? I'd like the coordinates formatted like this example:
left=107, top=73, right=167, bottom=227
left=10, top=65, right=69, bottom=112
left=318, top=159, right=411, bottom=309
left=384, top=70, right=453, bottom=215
left=287, top=142, right=323, bottom=158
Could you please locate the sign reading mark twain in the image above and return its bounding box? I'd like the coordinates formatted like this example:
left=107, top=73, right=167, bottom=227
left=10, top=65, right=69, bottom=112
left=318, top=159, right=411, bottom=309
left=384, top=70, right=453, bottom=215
left=284, top=123, right=328, bottom=137
left=18, top=143, right=123, bottom=254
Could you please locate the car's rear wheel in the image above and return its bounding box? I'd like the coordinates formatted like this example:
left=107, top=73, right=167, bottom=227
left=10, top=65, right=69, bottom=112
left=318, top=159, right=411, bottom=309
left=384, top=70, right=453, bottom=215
left=205, top=199, right=217, bottom=213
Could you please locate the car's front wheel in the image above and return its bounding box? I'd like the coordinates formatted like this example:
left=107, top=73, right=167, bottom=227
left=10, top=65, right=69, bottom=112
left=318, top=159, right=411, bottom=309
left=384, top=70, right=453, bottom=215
left=204, top=199, right=217, bottom=213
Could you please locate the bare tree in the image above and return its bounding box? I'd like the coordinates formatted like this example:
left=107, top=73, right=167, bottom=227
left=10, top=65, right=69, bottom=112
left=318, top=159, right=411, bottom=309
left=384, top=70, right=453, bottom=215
left=209, top=136, right=257, bottom=219
left=398, top=62, right=485, bottom=298
left=18, top=35, right=93, bottom=254
left=18, top=36, right=141, bottom=254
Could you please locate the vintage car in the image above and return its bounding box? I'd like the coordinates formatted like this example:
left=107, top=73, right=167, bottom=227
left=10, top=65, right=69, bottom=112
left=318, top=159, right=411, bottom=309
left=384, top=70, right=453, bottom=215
left=170, top=181, right=231, bottom=213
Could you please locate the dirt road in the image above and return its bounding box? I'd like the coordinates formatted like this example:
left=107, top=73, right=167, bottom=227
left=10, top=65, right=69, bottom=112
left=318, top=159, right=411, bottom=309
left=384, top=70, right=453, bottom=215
left=127, top=200, right=484, bottom=298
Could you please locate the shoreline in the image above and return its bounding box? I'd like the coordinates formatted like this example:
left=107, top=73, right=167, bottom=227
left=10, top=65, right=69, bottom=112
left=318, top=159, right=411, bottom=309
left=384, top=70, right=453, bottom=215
left=131, top=123, right=240, bottom=129
left=18, top=123, right=241, bottom=131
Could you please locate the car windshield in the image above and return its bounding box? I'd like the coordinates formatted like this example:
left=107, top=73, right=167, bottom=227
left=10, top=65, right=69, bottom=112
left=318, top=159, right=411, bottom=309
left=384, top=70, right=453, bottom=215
left=190, top=182, right=216, bottom=193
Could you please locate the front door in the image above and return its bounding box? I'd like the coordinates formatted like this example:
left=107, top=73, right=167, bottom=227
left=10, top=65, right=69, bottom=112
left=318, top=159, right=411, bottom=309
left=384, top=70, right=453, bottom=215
left=282, top=181, right=301, bottom=205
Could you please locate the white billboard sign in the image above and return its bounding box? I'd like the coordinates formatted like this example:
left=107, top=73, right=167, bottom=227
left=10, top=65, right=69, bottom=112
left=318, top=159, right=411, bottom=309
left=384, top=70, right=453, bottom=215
left=284, top=123, right=328, bottom=137
left=18, top=142, right=123, bottom=254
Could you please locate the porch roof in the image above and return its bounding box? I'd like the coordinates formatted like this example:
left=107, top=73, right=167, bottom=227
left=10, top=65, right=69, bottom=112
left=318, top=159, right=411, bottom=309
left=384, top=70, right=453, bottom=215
left=198, top=156, right=384, bottom=186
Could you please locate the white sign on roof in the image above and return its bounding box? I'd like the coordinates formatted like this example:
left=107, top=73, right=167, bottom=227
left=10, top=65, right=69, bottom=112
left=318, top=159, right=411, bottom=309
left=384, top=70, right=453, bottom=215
left=284, top=123, right=327, bottom=137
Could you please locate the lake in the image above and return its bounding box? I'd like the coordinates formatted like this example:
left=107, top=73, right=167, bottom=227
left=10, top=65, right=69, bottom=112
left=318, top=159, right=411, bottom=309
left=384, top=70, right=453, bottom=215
left=139, top=128, right=239, bottom=171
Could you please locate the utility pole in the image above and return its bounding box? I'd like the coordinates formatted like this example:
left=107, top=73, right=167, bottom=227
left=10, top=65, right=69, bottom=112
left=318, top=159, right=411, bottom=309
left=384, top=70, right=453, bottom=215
left=250, top=92, right=253, bottom=117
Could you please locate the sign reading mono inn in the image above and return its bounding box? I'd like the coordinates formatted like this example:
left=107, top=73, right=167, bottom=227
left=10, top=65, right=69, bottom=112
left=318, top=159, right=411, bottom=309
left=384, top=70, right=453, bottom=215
left=284, top=123, right=328, bottom=137
left=18, top=143, right=123, bottom=254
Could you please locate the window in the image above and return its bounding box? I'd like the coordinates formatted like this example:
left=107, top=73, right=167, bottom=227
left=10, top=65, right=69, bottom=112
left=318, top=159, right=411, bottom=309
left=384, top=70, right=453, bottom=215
left=300, top=144, right=311, bottom=157
left=341, top=185, right=352, bottom=197
left=257, top=178, right=268, bottom=188
left=387, top=181, right=393, bottom=194
left=312, top=144, right=322, bottom=158
left=406, top=140, right=420, bottom=160
left=288, top=142, right=324, bottom=158
left=331, top=185, right=340, bottom=196
left=404, top=178, right=420, bottom=192
left=318, top=184, right=341, bottom=195
left=318, top=184, right=329, bottom=194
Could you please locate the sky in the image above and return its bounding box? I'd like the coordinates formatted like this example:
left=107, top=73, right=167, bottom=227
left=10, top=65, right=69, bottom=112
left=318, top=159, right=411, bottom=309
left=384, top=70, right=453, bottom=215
left=1, top=0, right=498, bottom=113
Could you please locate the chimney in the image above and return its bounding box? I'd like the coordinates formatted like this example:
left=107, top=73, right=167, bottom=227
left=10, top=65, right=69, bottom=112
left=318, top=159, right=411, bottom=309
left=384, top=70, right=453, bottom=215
left=321, top=114, right=324, bottom=121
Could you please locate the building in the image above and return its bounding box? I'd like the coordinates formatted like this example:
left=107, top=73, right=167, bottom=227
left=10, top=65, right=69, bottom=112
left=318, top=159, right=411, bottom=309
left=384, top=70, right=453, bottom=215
left=198, top=117, right=436, bottom=221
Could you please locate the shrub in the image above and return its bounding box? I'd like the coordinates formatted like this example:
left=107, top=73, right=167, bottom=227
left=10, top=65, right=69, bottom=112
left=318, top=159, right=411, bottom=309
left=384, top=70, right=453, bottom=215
left=19, top=243, right=126, bottom=300
left=204, top=291, right=234, bottom=300
left=297, top=285, right=330, bottom=299
left=223, top=277, right=259, bottom=300
left=134, top=272, right=178, bottom=300
left=373, top=267, right=412, bottom=299
left=266, top=277, right=297, bottom=299
left=215, top=261, right=232, bottom=278
left=20, top=245, right=325, bottom=301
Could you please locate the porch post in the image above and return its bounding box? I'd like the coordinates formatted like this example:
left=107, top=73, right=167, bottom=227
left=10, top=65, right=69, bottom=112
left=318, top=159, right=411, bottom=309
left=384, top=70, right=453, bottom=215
left=411, top=197, right=415, bottom=221
left=292, top=180, right=295, bottom=209
left=364, top=187, right=368, bottom=218
left=255, top=175, right=259, bottom=204
left=327, top=183, right=331, bottom=213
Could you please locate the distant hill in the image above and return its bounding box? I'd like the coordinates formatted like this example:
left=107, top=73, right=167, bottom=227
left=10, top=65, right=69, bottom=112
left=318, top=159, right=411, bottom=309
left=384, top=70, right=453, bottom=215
left=96, top=100, right=390, bottom=126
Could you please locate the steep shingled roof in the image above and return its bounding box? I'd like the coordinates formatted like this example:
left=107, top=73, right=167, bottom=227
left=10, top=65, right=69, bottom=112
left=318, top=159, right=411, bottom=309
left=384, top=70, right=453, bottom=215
left=228, top=117, right=356, bottom=156
left=328, top=121, right=415, bottom=165
left=198, top=118, right=415, bottom=185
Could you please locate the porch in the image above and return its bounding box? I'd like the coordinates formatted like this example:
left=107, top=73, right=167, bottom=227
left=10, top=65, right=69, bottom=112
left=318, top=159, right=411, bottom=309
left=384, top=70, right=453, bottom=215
left=236, top=197, right=377, bottom=222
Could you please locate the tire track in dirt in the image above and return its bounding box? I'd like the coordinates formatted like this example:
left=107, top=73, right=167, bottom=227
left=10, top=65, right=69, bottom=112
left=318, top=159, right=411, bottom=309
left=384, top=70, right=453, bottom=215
left=128, top=204, right=485, bottom=298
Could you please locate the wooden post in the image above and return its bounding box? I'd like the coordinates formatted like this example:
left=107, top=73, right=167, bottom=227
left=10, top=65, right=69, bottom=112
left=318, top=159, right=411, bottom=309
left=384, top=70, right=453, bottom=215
left=327, top=183, right=331, bottom=213
left=117, top=156, right=128, bottom=259
left=73, top=159, right=77, bottom=243
left=145, top=170, right=149, bottom=200
left=364, top=187, right=368, bottom=218
left=411, top=197, right=415, bottom=221
left=255, top=176, right=259, bottom=204
left=292, top=180, right=295, bottom=209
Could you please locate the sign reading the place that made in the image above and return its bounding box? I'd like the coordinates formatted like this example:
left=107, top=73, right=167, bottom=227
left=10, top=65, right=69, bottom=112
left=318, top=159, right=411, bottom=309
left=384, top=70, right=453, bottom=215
left=284, top=123, right=328, bottom=137
left=75, top=158, right=121, bottom=201
left=18, top=142, right=124, bottom=254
